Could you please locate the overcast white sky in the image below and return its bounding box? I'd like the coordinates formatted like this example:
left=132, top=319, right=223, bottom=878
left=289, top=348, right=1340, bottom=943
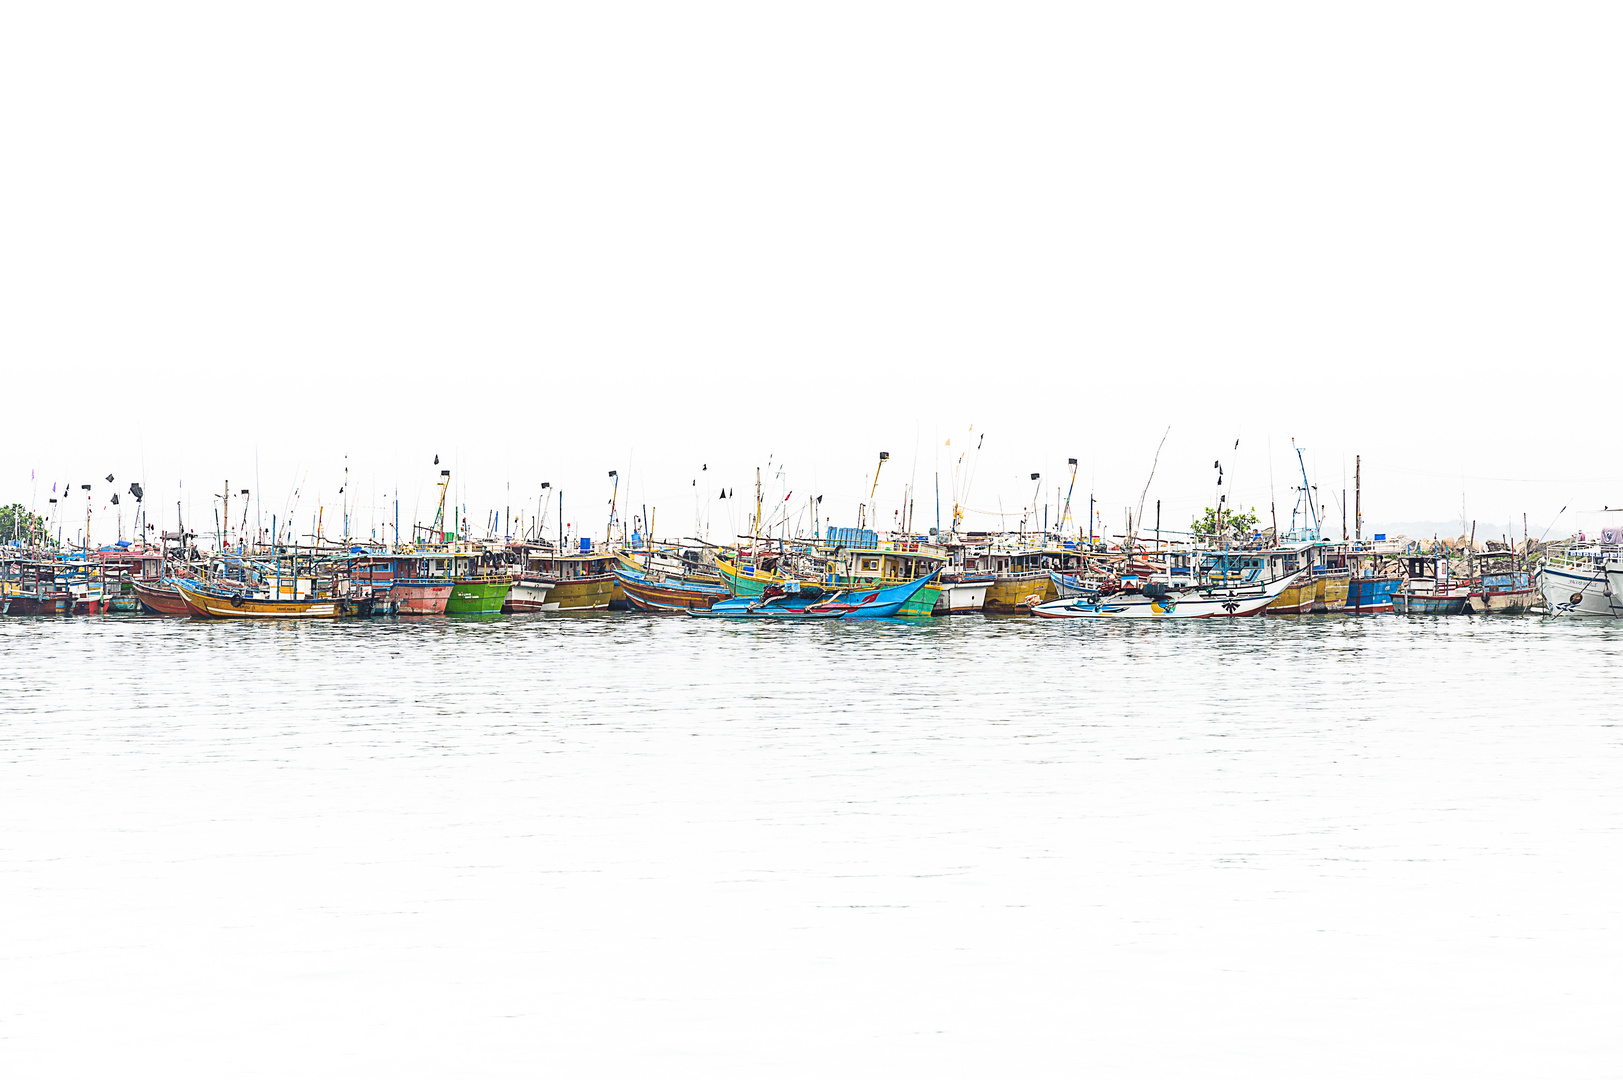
left=4, top=4, right=1619, bottom=547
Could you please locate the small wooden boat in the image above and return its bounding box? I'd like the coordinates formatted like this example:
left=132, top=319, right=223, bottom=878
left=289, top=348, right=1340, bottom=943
left=1466, top=551, right=1539, bottom=614
left=1392, top=556, right=1470, bottom=615
left=173, top=580, right=342, bottom=619
left=130, top=577, right=192, bottom=616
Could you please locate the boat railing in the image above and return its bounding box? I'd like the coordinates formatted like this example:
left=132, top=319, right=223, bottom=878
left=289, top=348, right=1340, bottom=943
left=1545, top=546, right=1623, bottom=572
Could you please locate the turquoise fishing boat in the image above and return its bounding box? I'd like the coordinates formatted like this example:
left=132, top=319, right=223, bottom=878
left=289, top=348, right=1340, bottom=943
left=691, top=570, right=939, bottom=619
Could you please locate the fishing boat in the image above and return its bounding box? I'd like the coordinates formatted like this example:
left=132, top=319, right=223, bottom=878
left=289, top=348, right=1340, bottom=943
left=1048, top=569, right=1098, bottom=600
left=1030, top=559, right=1305, bottom=619
left=173, top=579, right=341, bottom=619
left=1311, top=558, right=1351, bottom=614
left=1466, top=550, right=1539, bottom=614
left=692, top=570, right=940, bottom=620
left=1, top=558, right=78, bottom=615
left=1535, top=542, right=1623, bottom=617
left=347, top=553, right=456, bottom=615
left=1391, top=556, right=1471, bottom=615
left=718, top=532, right=946, bottom=617
left=688, top=587, right=848, bottom=619
left=613, top=563, right=730, bottom=612
left=934, top=575, right=990, bottom=614
left=1262, top=546, right=1317, bottom=614
left=1345, top=572, right=1402, bottom=614
left=515, top=545, right=617, bottom=610
left=980, top=552, right=1056, bottom=613
left=130, top=577, right=191, bottom=616
left=445, top=573, right=512, bottom=614
left=505, top=573, right=558, bottom=613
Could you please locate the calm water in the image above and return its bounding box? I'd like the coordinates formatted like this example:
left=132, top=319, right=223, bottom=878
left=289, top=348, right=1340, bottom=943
left=3, top=614, right=1621, bottom=1077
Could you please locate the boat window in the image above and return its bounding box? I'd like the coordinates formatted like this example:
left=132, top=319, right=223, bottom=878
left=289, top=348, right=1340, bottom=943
left=860, top=558, right=880, bottom=572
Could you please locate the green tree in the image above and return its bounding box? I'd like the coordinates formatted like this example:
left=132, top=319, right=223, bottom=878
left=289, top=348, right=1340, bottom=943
left=1190, top=505, right=1260, bottom=541
left=0, top=503, right=46, bottom=545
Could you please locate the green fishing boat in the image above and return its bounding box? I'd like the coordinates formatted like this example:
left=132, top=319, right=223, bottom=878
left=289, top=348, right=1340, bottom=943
left=445, top=574, right=512, bottom=614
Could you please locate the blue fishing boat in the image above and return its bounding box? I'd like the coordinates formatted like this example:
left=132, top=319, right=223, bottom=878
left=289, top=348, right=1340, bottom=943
left=1392, top=556, right=1470, bottom=615
left=690, top=570, right=939, bottom=619
left=1345, top=574, right=1402, bottom=614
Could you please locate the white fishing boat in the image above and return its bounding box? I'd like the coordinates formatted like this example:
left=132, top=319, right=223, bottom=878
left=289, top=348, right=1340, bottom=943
left=933, top=577, right=989, bottom=614
left=1536, top=542, right=1623, bottom=617
left=1029, top=553, right=1304, bottom=620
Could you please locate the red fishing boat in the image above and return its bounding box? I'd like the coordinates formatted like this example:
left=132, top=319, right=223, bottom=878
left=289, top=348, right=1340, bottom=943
left=130, top=577, right=192, bottom=616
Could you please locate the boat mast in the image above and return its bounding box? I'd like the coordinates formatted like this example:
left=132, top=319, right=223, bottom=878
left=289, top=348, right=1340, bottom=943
left=1355, top=455, right=1362, bottom=542
left=1061, top=459, right=1078, bottom=538
left=431, top=468, right=451, bottom=543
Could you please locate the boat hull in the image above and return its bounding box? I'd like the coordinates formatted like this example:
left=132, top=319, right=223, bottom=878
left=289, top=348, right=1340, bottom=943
left=983, top=572, right=1053, bottom=614
left=693, top=571, right=939, bottom=619
left=1313, top=572, right=1350, bottom=614
left=387, top=581, right=453, bottom=616
left=174, top=582, right=341, bottom=619
left=3, top=593, right=71, bottom=616
left=1392, top=591, right=1469, bottom=615
left=716, top=559, right=941, bottom=616
left=505, top=576, right=558, bottom=613
left=1345, top=576, right=1401, bottom=614
left=934, top=580, right=989, bottom=615
left=541, top=575, right=617, bottom=611
left=130, top=578, right=192, bottom=616
left=1029, top=572, right=1304, bottom=620
left=1535, top=563, right=1623, bottom=617
left=1466, top=585, right=1539, bottom=615
left=1265, top=578, right=1316, bottom=614
left=445, top=577, right=512, bottom=615
left=614, top=567, right=729, bottom=612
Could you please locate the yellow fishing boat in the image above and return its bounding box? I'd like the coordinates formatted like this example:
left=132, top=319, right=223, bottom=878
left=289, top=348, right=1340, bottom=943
left=1314, top=570, right=1351, bottom=613
left=519, top=549, right=617, bottom=610
left=173, top=580, right=342, bottom=619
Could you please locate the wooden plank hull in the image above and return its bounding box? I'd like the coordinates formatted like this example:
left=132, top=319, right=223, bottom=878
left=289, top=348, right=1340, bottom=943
left=983, top=573, right=1053, bottom=614
left=1392, top=591, right=1469, bottom=615
left=3, top=592, right=71, bottom=615
left=1466, top=586, right=1539, bottom=614
left=614, top=567, right=729, bottom=612
left=935, top=580, right=988, bottom=614
left=1265, top=579, right=1316, bottom=614
left=1313, top=572, right=1350, bottom=613
left=130, top=578, right=192, bottom=616
left=386, top=581, right=453, bottom=615
left=505, top=576, right=557, bottom=613
left=1345, top=576, right=1401, bottom=614
left=544, top=576, right=617, bottom=611
left=174, top=582, right=341, bottom=619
